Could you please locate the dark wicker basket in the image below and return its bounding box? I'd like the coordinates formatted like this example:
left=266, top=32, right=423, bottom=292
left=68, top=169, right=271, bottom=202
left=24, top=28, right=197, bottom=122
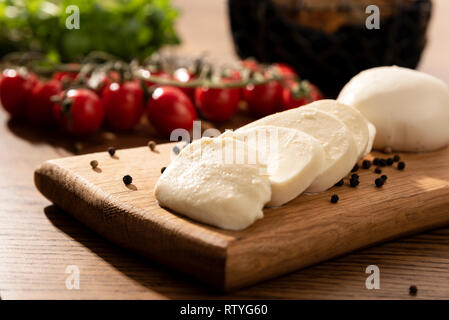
left=228, top=0, right=432, bottom=97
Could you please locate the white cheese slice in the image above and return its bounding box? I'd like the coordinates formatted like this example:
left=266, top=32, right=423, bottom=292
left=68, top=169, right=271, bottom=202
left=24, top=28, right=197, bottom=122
left=303, top=99, right=370, bottom=159
left=154, top=137, right=271, bottom=230
left=364, top=122, right=376, bottom=156
left=238, top=108, right=358, bottom=192
left=338, top=66, right=449, bottom=152
left=221, top=126, right=325, bottom=207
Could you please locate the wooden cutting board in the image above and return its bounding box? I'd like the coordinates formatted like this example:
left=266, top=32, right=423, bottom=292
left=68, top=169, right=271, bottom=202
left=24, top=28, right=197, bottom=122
left=34, top=143, right=449, bottom=292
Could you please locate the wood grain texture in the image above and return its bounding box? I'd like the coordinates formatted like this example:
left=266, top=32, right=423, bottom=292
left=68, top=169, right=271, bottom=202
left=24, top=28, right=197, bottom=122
left=1, top=0, right=449, bottom=300
left=34, top=142, right=449, bottom=291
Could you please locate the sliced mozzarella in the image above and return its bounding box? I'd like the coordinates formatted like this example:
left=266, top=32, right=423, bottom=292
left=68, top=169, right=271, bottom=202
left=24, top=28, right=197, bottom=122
left=338, top=66, right=449, bottom=152
left=363, top=122, right=376, bottom=156
left=154, top=137, right=271, bottom=231
left=303, top=99, right=370, bottom=159
left=222, top=126, right=325, bottom=207
left=238, top=108, right=358, bottom=192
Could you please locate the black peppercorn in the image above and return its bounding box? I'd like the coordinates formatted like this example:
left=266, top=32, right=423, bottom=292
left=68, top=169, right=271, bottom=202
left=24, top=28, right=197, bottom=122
left=393, top=155, right=400, bottom=162
left=123, top=175, right=132, bottom=185
left=375, top=178, right=384, bottom=187
left=373, top=158, right=380, bottom=166
left=349, top=178, right=359, bottom=187
left=379, top=159, right=387, bottom=167
left=409, top=285, right=418, bottom=296
left=362, top=160, right=371, bottom=169
left=381, top=174, right=388, bottom=181
left=330, top=194, right=339, bottom=203
left=173, top=146, right=180, bottom=155
left=386, top=158, right=394, bottom=166
left=351, top=173, right=359, bottom=180
left=374, top=167, right=382, bottom=174
left=108, top=147, right=116, bottom=156
left=334, top=179, right=344, bottom=187
left=148, top=140, right=157, bottom=151
left=90, top=160, right=98, bottom=169
left=351, top=164, right=359, bottom=172
left=398, top=161, right=405, bottom=170
left=161, top=166, right=166, bottom=174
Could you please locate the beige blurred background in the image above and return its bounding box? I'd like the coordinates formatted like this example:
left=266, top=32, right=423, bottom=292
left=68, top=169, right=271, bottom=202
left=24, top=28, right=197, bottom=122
left=173, top=0, right=449, bottom=83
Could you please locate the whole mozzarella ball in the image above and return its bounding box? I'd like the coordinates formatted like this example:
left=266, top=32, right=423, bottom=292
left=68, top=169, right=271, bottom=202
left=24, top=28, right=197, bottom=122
left=338, top=66, right=449, bottom=152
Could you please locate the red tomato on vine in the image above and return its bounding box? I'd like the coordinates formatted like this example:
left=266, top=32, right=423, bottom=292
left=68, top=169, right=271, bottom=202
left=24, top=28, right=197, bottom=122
left=53, top=88, right=104, bottom=136
left=282, top=80, right=323, bottom=110
left=26, top=80, right=62, bottom=126
left=173, top=67, right=195, bottom=100
left=195, top=86, right=240, bottom=122
left=0, top=68, right=38, bottom=118
left=102, top=81, right=144, bottom=131
left=146, top=86, right=197, bottom=136
left=243, top=80, right=283, bottom=117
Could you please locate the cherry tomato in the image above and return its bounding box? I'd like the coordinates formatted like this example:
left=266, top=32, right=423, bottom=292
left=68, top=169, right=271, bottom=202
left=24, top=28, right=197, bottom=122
left=226, top=69, right=243, bottom=81
left=53, top=88, right=104, bottom=136
left=85, top=70, right=121, bottom=96
left=173, top=67, right=195, bottom=100
left=308, top=83, right=323, bottom=101
left=240, top=59, right=259, bottom=71
left=98, top=71, right=121, bottom=95
left=0, top=68, right=38, bottom=118
left=143, top=69, right=171, bottom=88
left=52, top=71, right=78, bottom=85
left=223, top=70, right=244, bottom=100
left=102, top=81, right=144, bottom=131
left=243, top=80, right=283, bottom=117
left=146, top=86, right=197, bottom=136
left=51, top=64, right=80, bottom=84
left=195, top=86, right=240, bottom=122
left=26, top=80, right=62, bottom=126
left=282, top=89, right=309, bottom=110
left=282, top=81, right=323, bottom=111
left=273, top=63, right=297, bottom=77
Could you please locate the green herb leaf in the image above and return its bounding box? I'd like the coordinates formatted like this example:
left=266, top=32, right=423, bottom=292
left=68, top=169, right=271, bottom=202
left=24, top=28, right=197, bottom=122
left=0, top=0, right=180, bottom=62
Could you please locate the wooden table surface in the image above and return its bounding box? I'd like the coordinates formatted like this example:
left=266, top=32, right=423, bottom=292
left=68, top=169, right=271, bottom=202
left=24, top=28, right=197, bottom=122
left=1, top=0, right=449, bottom=300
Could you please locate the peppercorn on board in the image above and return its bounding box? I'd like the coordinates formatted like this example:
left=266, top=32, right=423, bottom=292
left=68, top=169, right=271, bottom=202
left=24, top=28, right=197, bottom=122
left=34, top=143, right=449, bottom=291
